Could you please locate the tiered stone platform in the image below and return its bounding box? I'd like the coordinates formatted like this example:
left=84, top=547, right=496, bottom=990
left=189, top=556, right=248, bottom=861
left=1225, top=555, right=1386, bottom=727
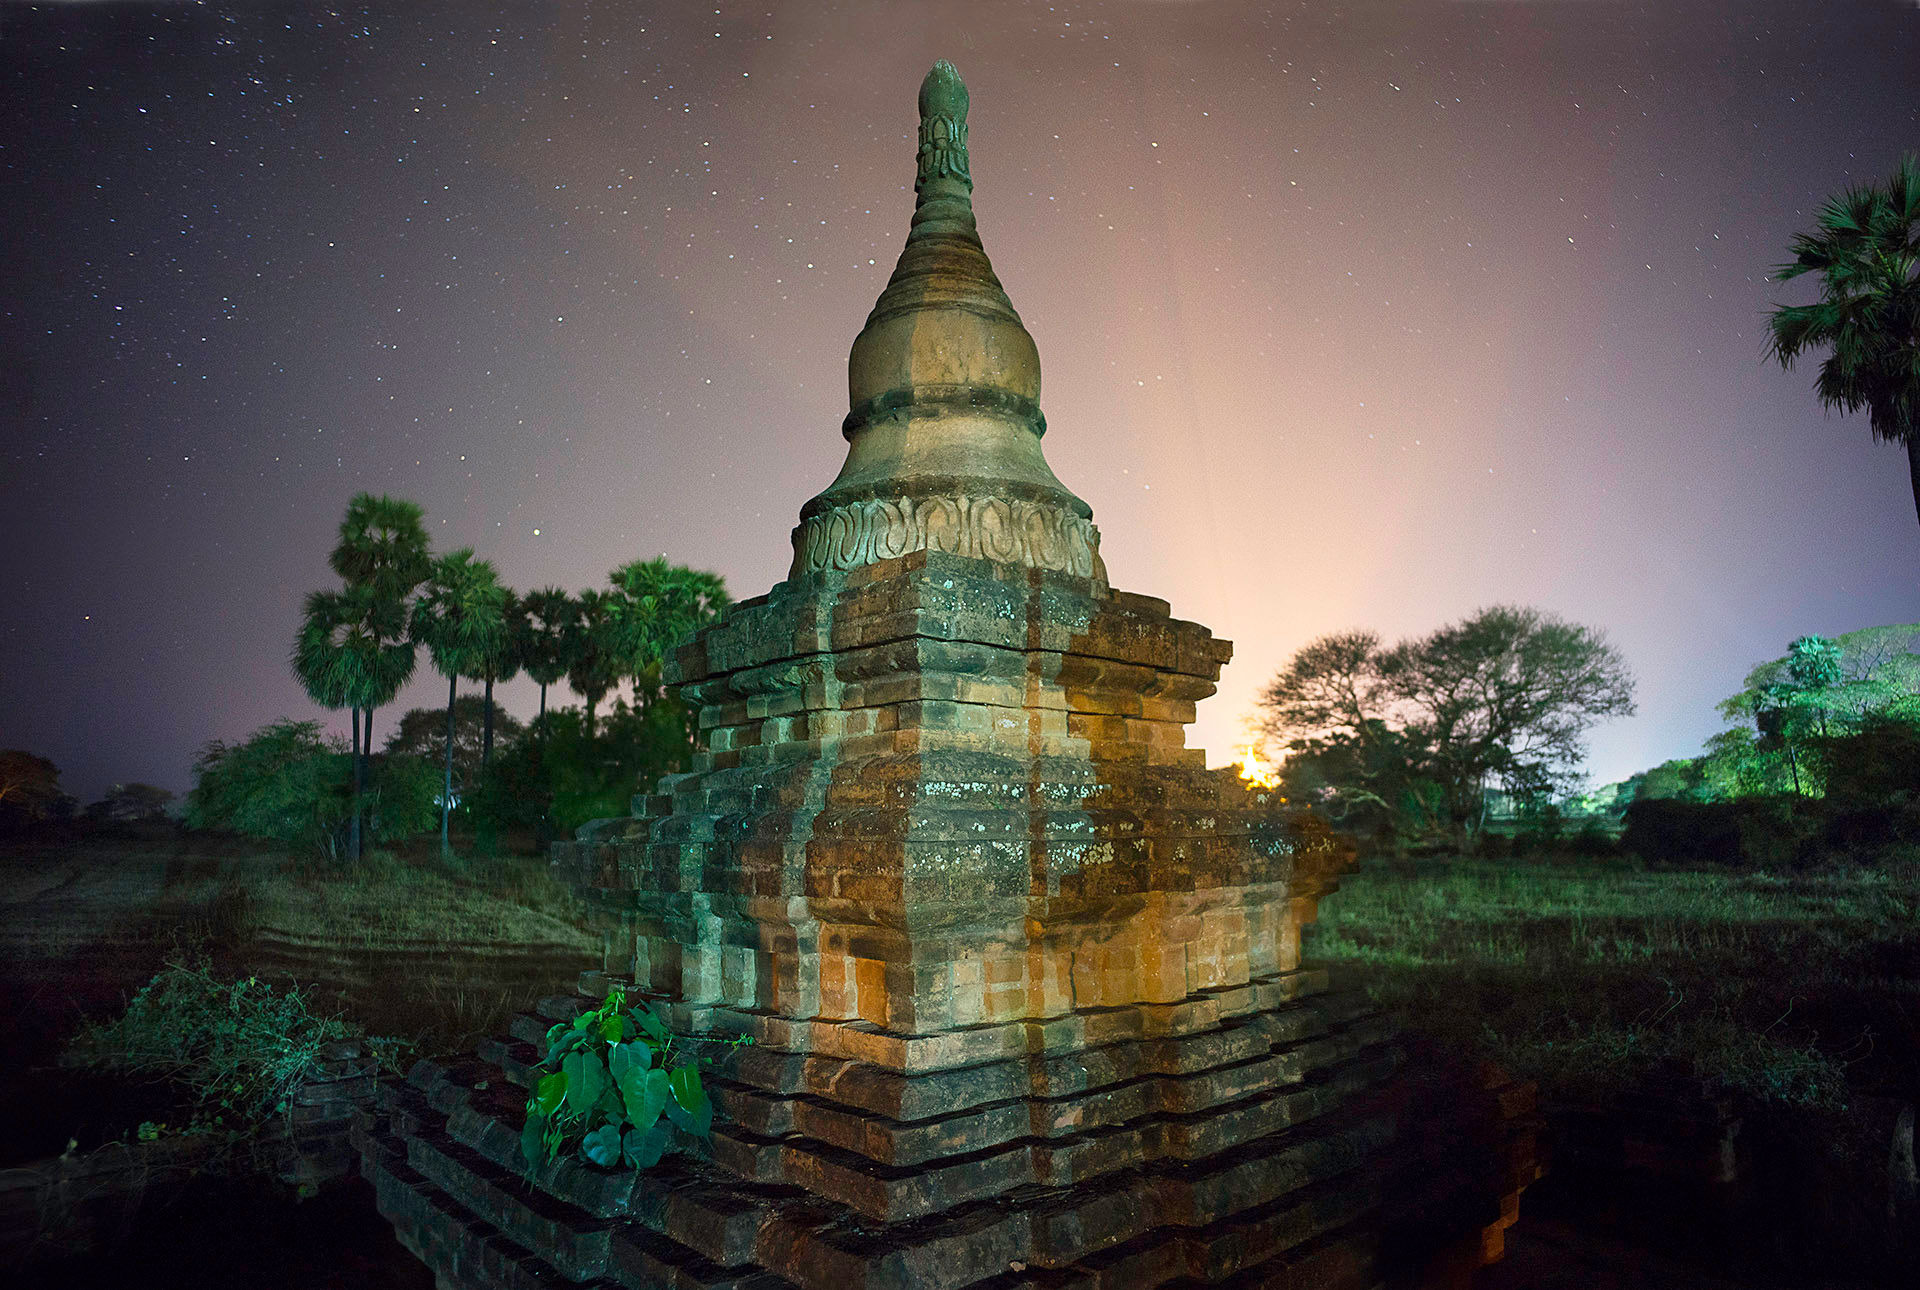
left=357, top=60, right=1539, bottom=1290
left=356, top=554, right=1538, bottom=1288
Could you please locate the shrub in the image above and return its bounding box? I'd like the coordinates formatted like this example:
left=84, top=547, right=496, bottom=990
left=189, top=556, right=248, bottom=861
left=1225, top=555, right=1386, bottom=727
left=186, top=719, right=439, bottom=861
left=0, top=748, right=72, bottom=831
left=471, top=699, right=700, bottom=843
left=61, top=957, right=359, bottom=1132
left=1813, top=715, right=1920, bottom=809
left=85, top=782, right=177, bottom=825
left=1622, top=798, right=1747, bottom=865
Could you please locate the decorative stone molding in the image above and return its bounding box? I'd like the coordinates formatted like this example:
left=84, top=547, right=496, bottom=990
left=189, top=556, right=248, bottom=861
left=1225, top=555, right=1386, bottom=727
left=790, top=492, right=1105, bottom=581
left=917, top=110, right=969, bottom=184
left=916, top=59, right=971, bottom=185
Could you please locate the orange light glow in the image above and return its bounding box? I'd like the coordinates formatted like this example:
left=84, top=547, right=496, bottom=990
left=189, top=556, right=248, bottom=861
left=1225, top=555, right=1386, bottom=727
left=1233, top=742, right=1279, bottom=790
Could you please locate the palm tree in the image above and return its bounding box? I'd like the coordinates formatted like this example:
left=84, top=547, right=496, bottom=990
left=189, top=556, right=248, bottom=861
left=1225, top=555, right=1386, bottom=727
left=607, top=558, right=730, bottom=711
left=410, top=549, right=510, bottom=852
left=331, top=493, right=432, bottom=599
left=291, top=584, right=416, bottom=860
left=324, top=493, right=430, bottom=759
left=291, top=494, right=428, bottom=861
left=519, top=587, right=580, bottom=737
left=472, top=589, right=523, bottom=769
left=565, top=588, right=623, bottom=740
left=1767, top=153, right=1920, bottom=526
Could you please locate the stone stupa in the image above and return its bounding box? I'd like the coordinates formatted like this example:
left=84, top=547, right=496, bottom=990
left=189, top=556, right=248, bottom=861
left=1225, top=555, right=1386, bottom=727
left=358, top=61, right=1537, bottom=1290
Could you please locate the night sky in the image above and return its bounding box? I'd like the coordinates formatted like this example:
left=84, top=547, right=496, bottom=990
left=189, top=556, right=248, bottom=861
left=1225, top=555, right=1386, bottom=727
left=4, top=1, right=1919, bottom=804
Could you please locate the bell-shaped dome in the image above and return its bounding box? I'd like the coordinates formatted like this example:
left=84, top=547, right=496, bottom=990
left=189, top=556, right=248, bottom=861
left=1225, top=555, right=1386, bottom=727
left=790, top=61, right=1104, bottom=585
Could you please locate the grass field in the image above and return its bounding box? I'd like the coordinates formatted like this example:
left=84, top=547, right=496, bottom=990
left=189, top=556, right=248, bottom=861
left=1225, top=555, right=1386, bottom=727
left=0, top=832, right=598, bottom=1079
left=1304, top=856, right=1920, bottom=1110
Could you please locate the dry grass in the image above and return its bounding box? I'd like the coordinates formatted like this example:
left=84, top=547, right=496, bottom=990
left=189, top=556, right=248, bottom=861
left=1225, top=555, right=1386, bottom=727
left=236, top=848, right=587, bottom=951
left=1306, top=857, right=1920, bottom=1109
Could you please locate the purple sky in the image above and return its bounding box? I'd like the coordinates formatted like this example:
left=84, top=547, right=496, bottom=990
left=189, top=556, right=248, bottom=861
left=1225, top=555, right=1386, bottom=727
left=4, top=1, right=1918, bottom=803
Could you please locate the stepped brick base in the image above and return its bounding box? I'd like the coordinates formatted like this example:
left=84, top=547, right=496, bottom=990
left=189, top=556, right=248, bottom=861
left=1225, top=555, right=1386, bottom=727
left=358, top=554, right=1541, bottom=1288
left=356, top=975, right=1537, bottom=1289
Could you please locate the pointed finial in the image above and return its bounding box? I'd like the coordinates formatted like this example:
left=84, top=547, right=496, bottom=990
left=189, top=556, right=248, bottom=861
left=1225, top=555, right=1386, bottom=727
left=917, top=61, right=970, bottom=182
left=911, top=61, right=973, bottom=235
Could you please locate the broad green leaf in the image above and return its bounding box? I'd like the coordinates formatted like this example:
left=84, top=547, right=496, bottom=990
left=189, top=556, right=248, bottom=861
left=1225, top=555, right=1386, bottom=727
left=581, top=1123, right=623, bottom=1167
left=629, top=1002, right=670, bottom=1046
left=535, top=1071, right=567, bottom=1118
left=664, top=1065, right=713, bottom=1136
left=547, top=1029, right=587, bottom=1067
left=607, top=1041, right=644, bottom=1087
left=520, top=1111, right=548, bottom=1170
left=562, top=1049, right=608, bottom=1121
left=620, top=1065, right=672, bottom=1135
left=600, top=1011, right=626, bottom=1043
left=622, top=1119, right=672, bottom=1169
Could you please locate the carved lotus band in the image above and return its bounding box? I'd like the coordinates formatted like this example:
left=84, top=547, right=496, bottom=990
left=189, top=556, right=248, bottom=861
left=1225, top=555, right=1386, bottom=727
left=791, top=493, right=1105, bottom=581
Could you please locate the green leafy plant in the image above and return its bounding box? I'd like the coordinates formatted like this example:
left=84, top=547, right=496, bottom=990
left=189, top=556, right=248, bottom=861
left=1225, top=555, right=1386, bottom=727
left=62, top=957, right=375, bottom=1131
left=519, top=987, right=743, bottom=1172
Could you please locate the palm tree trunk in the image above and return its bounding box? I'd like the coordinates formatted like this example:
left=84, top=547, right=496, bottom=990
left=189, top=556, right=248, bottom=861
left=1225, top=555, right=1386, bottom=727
left=537, top=683, right=547, bottom=737
left=363, top=705, right=376, bottom=850
left=442, top=674, right=457, bottom=854
left=1907, top=438, right=1920, bottom=530
left=483, top=672, right=495, bottom=768
left=350, top=706, right=363, bottom=863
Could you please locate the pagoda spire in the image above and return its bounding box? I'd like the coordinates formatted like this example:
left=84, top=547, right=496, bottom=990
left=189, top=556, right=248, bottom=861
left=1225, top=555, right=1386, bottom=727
left=790, top=61, right=1105, bottom=585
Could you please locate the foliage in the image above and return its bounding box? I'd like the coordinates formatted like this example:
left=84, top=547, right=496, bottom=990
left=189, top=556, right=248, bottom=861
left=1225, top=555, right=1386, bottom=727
left=1696, top=727, right=1801, bottom=800
left=472, top=588, right=526, bottom=770
left=328, top=492, right=432, bottom=599
left=565, top=588, right=624, bottom=736
left=0, top=748, right=69, bottom=826
left=294, top=494, right=431, bottom=862
left=1767, top=152, right=1920, bottom=525
left=519, top=587, right=580, bottom=698
left=411, top=549, right=513, bottom=683
left=185, top=719, right=436, bottom=861
left=293, top=586, right=417, bottom=720
left=384, top=696, right=526, bottom=805
left=1813, top=712, right=1920, bottom=810
left=471, top=698, right=699, bottom=837
left=1257, top=605, right=1635, bottom=852
left=366, top=751, right=446, bottom=841
left=411, top=549, right=513, bottom=848
left=186, top=721, right=349, bottom=856
left=520, top=987, right=743, bottom=1173
left=559, top=560, right=727, bottom=736
left=62, top=957, right=358, bottom=1131
left=85, top=781, right=177, bottom=824
left=1641, top=626, right=1920, bottom=814
left=1620, top=758, right=1714, bottom=804
left=606, top=558, right=731, bottom=704
left=1623, top=797, right=1793, bottom=868
left=1720, top=626, right=1920, bottom=739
